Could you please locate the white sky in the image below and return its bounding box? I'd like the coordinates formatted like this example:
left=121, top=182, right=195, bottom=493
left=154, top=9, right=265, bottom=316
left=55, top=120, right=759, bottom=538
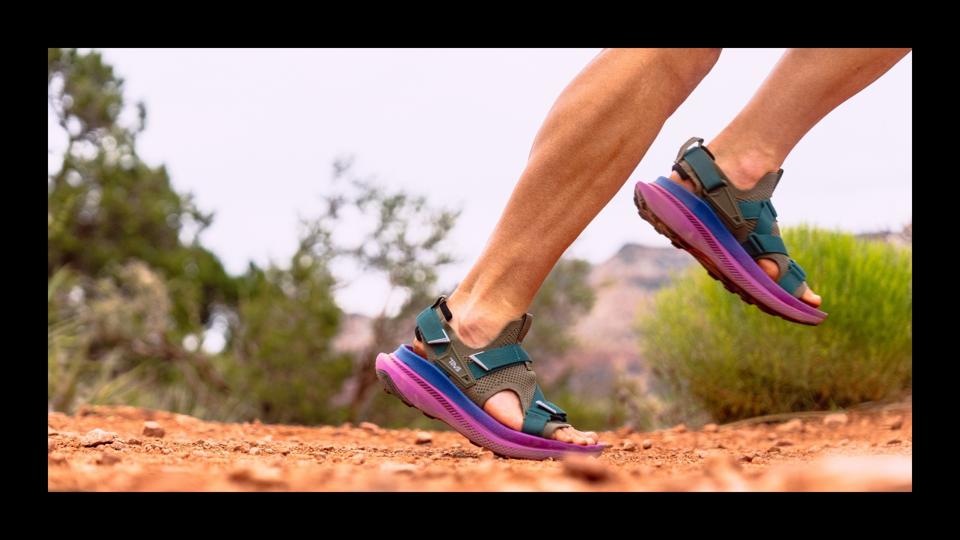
left=51, top=48, right=912, bottom=316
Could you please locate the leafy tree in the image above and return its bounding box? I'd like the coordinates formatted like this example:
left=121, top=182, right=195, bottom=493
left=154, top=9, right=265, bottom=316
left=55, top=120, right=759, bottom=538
left=302, top=157, right=461, bottom=421
left=48, top=48, right=237, bottom=335
left=223, top=233, right=351, bottom=425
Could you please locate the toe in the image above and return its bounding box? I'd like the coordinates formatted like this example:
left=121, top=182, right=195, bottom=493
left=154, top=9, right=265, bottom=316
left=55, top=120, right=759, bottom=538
left=757, top=258, right=822, bottom=308
left=802, top=288, right=822, bottom=308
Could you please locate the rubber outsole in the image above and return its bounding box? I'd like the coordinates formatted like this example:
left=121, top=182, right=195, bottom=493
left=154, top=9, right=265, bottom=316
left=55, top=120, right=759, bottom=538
left=634, top=178, right=826, bottom=326
left=375, top=345, right=608, bottom=461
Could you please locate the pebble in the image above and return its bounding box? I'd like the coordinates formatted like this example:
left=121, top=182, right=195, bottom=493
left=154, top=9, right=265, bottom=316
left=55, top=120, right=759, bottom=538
left=740, top=454, right=755, bottom=463
left=125, top=437, right=143, bottom=445
left=80, top=429, right=116, bottom=447
left=702, top=423, right=718, bottom=433
left=886, top=438, right=901, bottom=446
left=351, top=455, right=366, bottom=465
left=142, top=421, right=165, bottom=438
left=48, top=426, right=57, bottom=436
left=379, top=462, right=417, bottom=474
left=415, top=431, right=433, bottom=445
left=766, top=446, right=781, bottom=454
left=97, top=451, right=121, bottom=465
left=671, top=424, right=688, bottom=433
left=823, top=413, right=848, bottom=428
left=360, top=422, right=380, bottom=432
left=888, top=417, right=903, bottom=430
left=622, top=440, right=637, bottom=451
left=562, top=454, right=611, bottom=483
left=642, top=439, right=653, bottom=450
left=776, top=419, right=804, bottom=433
left=249, top=447, right=262, bottom=455
left=775, top=439, right=795, bottom=447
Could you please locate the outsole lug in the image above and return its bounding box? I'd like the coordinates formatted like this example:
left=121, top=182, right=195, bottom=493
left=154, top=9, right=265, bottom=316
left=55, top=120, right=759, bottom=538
left=634, top=184, right=813, bottom=325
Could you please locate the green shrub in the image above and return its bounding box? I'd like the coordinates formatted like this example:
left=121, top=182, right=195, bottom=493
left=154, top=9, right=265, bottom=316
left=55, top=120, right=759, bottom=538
left=637, top=226, right=911, bottom=424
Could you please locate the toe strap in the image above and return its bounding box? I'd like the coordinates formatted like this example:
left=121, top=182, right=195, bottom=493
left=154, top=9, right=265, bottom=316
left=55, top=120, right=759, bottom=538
left=521, top=385, right=569, bottom=437
left=777, top=258, right=809, bottom=298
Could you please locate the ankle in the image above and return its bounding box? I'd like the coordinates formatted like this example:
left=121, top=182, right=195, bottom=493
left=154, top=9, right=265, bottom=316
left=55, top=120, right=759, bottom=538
left=445, top=292, right=520, bottom=349
left=708, top=144, right=782, bottom=191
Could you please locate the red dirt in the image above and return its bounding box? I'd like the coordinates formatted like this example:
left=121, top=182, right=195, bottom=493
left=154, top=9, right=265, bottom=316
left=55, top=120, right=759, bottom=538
left=47, top=399, right=911, bottom=491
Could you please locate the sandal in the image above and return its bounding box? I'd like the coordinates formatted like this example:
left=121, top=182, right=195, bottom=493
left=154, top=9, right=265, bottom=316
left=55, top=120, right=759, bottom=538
left=374, top=296, right=608, bottom=460
left=633, top=137, right=827, bottom=325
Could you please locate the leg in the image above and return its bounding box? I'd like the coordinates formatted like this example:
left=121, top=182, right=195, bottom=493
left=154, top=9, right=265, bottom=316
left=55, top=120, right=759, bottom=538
left=669, top=47, right=911, bottom=307
left=415, top=48, right=722, bottom=444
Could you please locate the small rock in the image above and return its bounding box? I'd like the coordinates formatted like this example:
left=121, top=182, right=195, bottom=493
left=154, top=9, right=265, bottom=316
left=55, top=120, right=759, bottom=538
left=351, top=455, right=366, bottom=465
left=450, top=442, right=463, bottom=449
left=776, top=419, right=804, bottom=433
left=48, top=426, right=57, bottom=436
left=766, top=446, right=781, bottom=454
left=80, top=429, right=116, bottom=447
left=642, top=439, right=653, bottom=450
left=838, top=438, right=851, bottom=446
left=379, top=462, right=417, bottom=474
left=702, top=423, right=718, bottom=433
left=888, top=417, right=903, bottom=430
left=125, top=437, right=143, bottom=445
left=775, top=439, right=795, bottom=447
left=142, top=421, right=165, bottom=438
left=671, top=423, right=687, bottom=433
left=823, top=413, right=848, bottom=428
left=886, top=438, right=901, bottom=446
left=622, top=440, right=637, bottom=451
left=479, top=450, right=496, bottom=461
left=48, top=453, right=67, bottom=465
left=562, top=454, right=611, bottom=483
left=97, top=451, right=121, bottom=465
left=229, top=464, right=285, bottom=487
left=249, top=447, right=262, bottom=455
left=740, top=454, right=755, bottom=463
left=414, top=431, right=433, bottom=445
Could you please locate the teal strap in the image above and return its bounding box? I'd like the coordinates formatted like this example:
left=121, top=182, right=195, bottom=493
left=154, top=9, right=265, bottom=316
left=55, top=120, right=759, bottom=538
left=681, top=146, right=726, bottom=192
left=778, top=259, right=807, bottom=295
left=415, top=306, right=449, bottom=350
left=520, top=385, right=567, bottom=437
left=739, top=200, right=778, bottom=237
left=738, top=200, right=778, bottom=220
left=466, top=344, right=530, bottom=379
left=743, top=232, right=787, bottom=258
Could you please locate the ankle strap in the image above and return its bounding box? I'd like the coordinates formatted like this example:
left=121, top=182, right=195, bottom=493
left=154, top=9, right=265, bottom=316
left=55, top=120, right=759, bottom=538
left=673, top=137, right=728, bottom=193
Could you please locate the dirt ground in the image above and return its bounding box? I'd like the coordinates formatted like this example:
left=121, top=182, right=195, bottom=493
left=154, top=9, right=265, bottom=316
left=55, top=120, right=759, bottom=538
left=47, top=398, right=911, bottom=491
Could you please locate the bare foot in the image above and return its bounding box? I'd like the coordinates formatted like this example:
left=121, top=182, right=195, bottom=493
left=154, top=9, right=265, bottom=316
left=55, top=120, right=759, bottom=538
left=667, top=170, right=822, bottom=308
left=412, top=338, right=599, bottom=445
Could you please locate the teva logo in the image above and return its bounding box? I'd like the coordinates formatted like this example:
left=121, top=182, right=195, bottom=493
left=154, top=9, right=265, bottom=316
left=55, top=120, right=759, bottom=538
left=448, top=358, right=462, bottom=373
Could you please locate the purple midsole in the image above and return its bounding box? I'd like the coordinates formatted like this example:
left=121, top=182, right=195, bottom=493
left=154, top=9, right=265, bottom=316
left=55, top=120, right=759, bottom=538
left=635, top=180, right=826, bottom=324
left=375, top=351, right=606, bottom=460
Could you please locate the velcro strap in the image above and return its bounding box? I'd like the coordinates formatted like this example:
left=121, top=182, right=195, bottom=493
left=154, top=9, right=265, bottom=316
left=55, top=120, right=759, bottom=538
left=743, top=232, right=788, bottom=258
left=777, top=259, right=808, bottom=297
left=466, top=344, right=530, bottom=378
left=415, top=306, right=449, bottom=345
left=738, top=199, right=778, bottom=220
left=680, top=146, right=726, bottom=192
left=520, top=395, right=568, bottom=437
